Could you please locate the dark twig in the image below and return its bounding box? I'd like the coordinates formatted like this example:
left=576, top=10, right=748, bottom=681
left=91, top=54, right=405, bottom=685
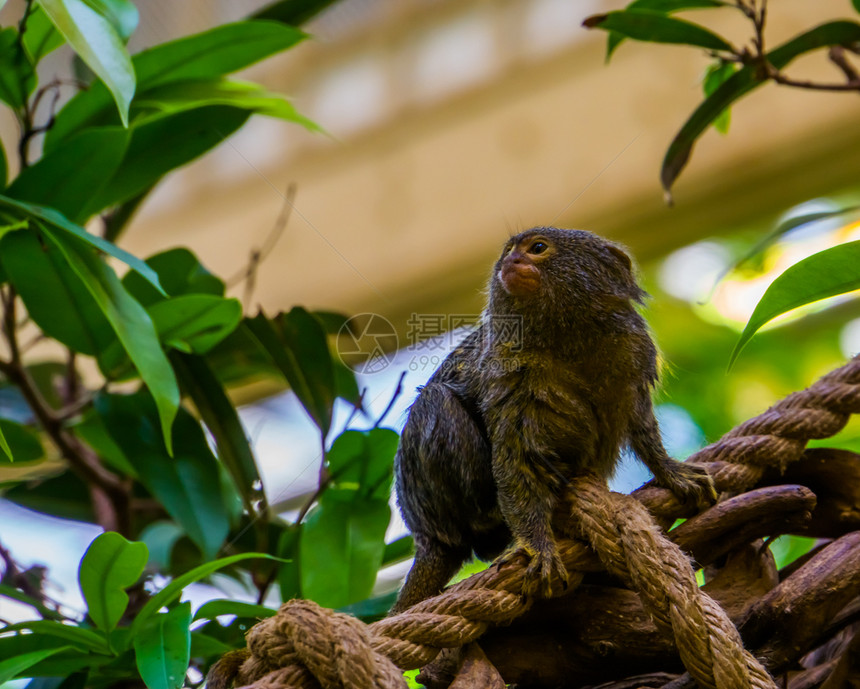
left=15, top=0, right=36, bottom=169
left=342, top=387, right=368, bottom=430
left=373, top=371, right=406, bottom=429
left=227, top=183, right=298, bottom=307
left=829, top=46, right=860, bottom=85
left=766, top=70, right=860, bottom=92
left=0, top=288, right=129, bottom=532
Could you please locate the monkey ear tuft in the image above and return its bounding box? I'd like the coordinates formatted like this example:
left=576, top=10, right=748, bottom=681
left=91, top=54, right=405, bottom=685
left=605, top=244, right=633, bottom=273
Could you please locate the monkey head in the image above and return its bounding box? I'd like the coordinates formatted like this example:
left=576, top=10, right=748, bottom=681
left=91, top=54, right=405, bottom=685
left=489, top=227, right=646, bottom=324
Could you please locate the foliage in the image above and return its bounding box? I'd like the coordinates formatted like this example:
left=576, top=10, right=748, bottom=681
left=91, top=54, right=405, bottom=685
left=584, top=0, right=860, bottom=362
left=0, top=1, right=409, bottom=687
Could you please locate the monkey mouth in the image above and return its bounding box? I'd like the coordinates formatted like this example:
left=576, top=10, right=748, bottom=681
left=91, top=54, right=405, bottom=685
left=499, top=265, right=540, bottom=296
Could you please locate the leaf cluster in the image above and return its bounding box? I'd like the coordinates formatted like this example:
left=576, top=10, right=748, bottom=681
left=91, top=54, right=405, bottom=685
left=0, top=1, right=412, bottom=687
left=584, top=0, right=860, bottom=362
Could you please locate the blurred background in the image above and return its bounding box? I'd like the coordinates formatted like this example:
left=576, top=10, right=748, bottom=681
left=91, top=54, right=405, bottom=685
left=2, top=0, right=860, bottom=615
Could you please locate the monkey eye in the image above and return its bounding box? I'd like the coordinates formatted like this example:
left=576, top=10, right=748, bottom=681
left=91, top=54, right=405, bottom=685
left=528, top=241, right=548, bottom=255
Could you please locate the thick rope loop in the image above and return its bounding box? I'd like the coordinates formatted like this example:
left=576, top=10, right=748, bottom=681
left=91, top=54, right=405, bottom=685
left=240, top=600, right=404, bottom=689
left=209, top=355, right=860, bottom=689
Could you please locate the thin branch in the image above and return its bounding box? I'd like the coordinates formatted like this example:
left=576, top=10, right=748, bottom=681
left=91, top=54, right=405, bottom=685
left=373, top=371, right=406, bottom=429
left=0, top=540, right=65, bottom=620
left=15, top=0, right=36, bottom=169
left=227, top=183, right=298, bottom=307
left=295, top=477, right=330, bottom=526
left=767, top=69, right=860, bottom=92
left=0, top=289, right=127, bottom=513
left=829, top=46, right=860, bottom=84
left=342, top=387, right=368, bottom=430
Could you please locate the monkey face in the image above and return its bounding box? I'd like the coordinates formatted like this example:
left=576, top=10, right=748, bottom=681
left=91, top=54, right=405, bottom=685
left=492, top=228, right=646, bottom=309
left=497, top=234, right=554, bottom=297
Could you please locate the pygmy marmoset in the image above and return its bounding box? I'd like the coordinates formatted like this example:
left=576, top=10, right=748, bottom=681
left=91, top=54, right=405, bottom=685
left=391, top=227, right=716, bottom=613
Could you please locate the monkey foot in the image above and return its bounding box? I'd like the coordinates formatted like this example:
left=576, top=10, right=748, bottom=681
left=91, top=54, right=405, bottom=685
left=517, top=547, right=569, bottom=599
left=656, top=462, right=717, bottom=510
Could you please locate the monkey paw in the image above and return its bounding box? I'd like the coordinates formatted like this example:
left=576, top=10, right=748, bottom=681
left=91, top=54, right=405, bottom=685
left=520, top=547, right=569, bottom=599
left=656, top=462, right=717, bottom=511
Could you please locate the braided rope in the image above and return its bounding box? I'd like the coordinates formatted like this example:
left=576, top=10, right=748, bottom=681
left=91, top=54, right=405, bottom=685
left=209, top=355, right=860, bottom=689
left=569, top=476, right=775, bottom=689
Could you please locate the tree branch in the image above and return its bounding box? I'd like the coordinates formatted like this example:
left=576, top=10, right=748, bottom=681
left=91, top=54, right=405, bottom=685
left=0, top=289, right=130, bottom=532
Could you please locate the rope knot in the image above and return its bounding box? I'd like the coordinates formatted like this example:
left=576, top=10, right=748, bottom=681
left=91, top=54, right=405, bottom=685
left=246, top=600, right=405, bottom=689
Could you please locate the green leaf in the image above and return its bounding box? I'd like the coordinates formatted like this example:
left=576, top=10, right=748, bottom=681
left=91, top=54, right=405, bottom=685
left=662, top=20, right=860, bottom=193
left=139, top=521, right=184, bottom=570
left=47, top=20, right=305, bottom=148
left=3, top=470, right=95, bottom=523
left=84, top=106, right=251, bottom=213
left=123, top=248, right=224, bottom=308
left=134, top=602, right=191, bottom=689
left=0, top=194, right=166, bottom=294
left=626, top=0, right=725, bottom=9
left=38, top=0, right=135, bottom=125
left=300, top=491, right=390, bottom=608
left=74, top=411, right=137, bottom=477
left=277, top=524, right=301, bottom=600
left=6, top=127, right=130, bottom=223
left=327, top=428, right=398, bottom=500
left=605, top=31, right=625, bottom=61
left=204, top=320, right=282, bottom=387
left=49, top=234, right=179, bottom=450
left=0, top=583, right=62, bottom=619
left=0, top=230, right=117, bottom=358
left=773, top=206, right=860, bottom=239
left=333, top=358, right=362, bottom=408
left=604, top=0, right=725, bottom=59
left=132, top=79, right=320, bottom=131
left=95, top=392, right=231, bottom=559
left=84, top=0, right=138, bottom=41
left=854, top=0, right=860, bottom=14
left=0, top=621, right=109, bottom=654
left=725, top=204, right=860, bottom=278
left=148, top=295, right=242, bottom=354
left=0, top=637, right=97, bottom=678
left=382, top=535, right=415, bottom=567
left=731, top=241, right=860, bottom=366
left=170, top=352, right=264, bottom=522
left=132, top=22, right=304, bottom=90
left=23, top=5, right=66, bottom=63
left=338, top=591, right=397, bottom=623
left=103, top=185, right=151, bottom=243
left=0, top=423, right=11, bottom=462
left=193, top=599, right=277, bottom=622
left=130, top=553, right=281, bottom=636
left=189, top=632, right=234, bottom=659
left=78, top=531, right=148, bottom=634
left=0, top=647, right=73, bottom=683
left=0, top=419, right=44, bottom=463
left=703, top=61, right=736, bottom=133
left=252, top=0, right=339, bottom=25
left=0, top=28, right=36, bottom=109
left=583, top=10, right=733, bottom=52
left=246, top=309, right=336, bottom=434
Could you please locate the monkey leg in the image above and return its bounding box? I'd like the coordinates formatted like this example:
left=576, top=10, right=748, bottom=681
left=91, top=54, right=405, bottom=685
left=390, top=538, right=469, bottom=614
left=393, top=377, right=499, bottom=612
left=492, top=447, right=569, bottom=598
